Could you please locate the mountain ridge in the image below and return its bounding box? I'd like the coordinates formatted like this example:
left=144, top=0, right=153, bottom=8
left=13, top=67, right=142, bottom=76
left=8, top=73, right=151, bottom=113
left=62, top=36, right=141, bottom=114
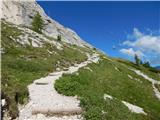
left=155, top=66, right=160, bottom=70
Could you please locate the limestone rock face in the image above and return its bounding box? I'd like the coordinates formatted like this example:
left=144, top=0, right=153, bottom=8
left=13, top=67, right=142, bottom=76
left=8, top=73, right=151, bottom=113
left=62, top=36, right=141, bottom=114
left=1, top=0, right=92, bottom=47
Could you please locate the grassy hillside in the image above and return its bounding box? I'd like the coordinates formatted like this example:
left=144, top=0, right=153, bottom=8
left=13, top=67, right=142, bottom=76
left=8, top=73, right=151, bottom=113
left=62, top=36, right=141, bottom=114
left=1, top=21, right=90, bottom=118
left=55, top=56, right=160, bottom=120
left=2, top=20, right=160, bottom=119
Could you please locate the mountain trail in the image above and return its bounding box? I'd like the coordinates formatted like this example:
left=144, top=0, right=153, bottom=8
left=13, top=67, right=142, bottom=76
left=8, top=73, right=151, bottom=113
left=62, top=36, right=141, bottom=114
left=18, top=54, right=99, bottom=120
left=130, top=69, right=160, bottom=100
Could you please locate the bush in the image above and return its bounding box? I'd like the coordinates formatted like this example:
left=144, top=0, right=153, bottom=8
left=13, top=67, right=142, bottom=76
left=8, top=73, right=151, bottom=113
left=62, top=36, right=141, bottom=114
left=93, top=47, right=96, bottom=50
left=84, top=106, right=102, bottom=120
left=55, top=75, right=81, bottom=96
left=143, top=61, right=150, bottom=68
left=57, top=34, right=61, bottom=41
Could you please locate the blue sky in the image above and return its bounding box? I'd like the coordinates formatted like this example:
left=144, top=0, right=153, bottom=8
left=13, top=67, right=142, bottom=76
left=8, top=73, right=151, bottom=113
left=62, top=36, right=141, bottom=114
left=37, top=1, right=160, bottom=66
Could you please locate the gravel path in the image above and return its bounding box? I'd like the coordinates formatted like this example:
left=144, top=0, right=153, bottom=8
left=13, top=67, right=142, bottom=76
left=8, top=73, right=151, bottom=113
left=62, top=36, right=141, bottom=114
left=103, top=93, right=147, bottom=115
left=18, top=54, right=99, bottom=120
left=130, top=69, right=160, bottom=100
left=122, top=101, right=147, bottom=115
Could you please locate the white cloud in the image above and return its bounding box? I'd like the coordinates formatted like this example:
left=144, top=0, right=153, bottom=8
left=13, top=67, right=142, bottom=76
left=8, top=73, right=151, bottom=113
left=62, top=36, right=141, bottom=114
left=133, top=28, right=143, bottom=38
left=123, top=40, right=133, bottom=46
left=120, top=28, right=160, bottom=65
left=120, top=48, right=144, bottom=58
left=123, top=29, right=160, bottom=54
left=126, top=28, right=143, bottom=40
left=134, top=36, right=160, bottom=53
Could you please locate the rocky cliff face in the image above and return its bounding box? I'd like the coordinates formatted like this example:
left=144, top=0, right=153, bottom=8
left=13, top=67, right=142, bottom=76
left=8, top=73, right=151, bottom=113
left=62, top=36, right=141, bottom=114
left=1, top=0, right=92, bottom=47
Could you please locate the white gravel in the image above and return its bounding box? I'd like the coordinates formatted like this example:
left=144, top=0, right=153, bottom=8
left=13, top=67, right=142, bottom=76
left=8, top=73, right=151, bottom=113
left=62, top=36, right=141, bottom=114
left=18, top=54, right=99, bottom=120
left=128, top=74, right=133, bottom=79
left=84, top=67, right=93, bottom=72
left=114, top=67, right=119, bottom=71
left=131, top=69, right=160, bottom=84
left=130, top=69, right=160, bottom=100
left=103, top=93, right=147, bottom=115
left=103, top=94, right=113, bottom=100
left=1, top=99, right=6, bottom=107
left=122, top=101, right=147, bottom=115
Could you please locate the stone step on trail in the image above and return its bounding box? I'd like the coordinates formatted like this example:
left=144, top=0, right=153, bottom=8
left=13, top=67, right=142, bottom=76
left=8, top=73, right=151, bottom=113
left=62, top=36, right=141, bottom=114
left=32, top=107, right=82, bottom=116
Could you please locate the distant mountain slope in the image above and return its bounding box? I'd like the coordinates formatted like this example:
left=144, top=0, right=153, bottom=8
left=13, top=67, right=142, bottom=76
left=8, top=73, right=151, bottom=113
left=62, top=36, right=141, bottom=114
left=155, top=66, right=160, bottom=70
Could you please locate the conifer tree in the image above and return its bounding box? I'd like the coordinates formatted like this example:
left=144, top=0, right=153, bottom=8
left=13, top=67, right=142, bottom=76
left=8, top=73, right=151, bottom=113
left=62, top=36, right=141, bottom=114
left=32, top=13, right=44, bottom=34
left=143, top=61, right=150, bottom=68
left=134, top=54, right=140, bottom=65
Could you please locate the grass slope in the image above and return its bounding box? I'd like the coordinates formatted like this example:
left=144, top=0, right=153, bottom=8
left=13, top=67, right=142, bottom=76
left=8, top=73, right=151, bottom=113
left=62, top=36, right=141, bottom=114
left=1, top=21, right=88, bottom=118
left=55, top=57, right=160, bottom=120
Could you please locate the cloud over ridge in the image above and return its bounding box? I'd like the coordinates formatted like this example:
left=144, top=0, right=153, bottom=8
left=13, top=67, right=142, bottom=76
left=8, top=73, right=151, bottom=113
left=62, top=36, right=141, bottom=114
left=120, top=28, right=160, bottom=65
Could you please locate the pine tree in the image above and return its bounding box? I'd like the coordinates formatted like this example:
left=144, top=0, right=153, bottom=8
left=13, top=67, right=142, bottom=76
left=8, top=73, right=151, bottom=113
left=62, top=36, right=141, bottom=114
left=143, top=61, right=150, bottom=68
left=32, top=13, right=44, bottom=34
left=134, top=54, right=140, bottom=65
left=140, top=60, right=143, bottom=65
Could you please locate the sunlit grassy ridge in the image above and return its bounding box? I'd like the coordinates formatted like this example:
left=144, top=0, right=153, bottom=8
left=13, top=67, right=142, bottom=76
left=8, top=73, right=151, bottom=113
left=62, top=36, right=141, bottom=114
left=1, top=21, right=89, bottom=118
left=113, top=57, right=160, bottom=81
left=55, top=57, right=160, bottom=120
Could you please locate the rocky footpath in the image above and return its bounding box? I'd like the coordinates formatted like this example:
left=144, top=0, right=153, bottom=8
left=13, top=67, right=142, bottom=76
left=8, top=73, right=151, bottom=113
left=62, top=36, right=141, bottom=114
left=18, top=54, right=99, bottom=120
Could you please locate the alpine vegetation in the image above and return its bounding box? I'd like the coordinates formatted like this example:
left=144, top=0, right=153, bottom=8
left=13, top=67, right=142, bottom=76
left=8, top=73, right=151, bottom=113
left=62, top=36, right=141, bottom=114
left=1, top=0, right=160, bottom=120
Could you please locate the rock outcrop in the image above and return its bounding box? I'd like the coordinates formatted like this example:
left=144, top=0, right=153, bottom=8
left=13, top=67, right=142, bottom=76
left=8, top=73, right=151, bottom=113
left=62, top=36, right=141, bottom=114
left=1, top=0, right=92, bottom=47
